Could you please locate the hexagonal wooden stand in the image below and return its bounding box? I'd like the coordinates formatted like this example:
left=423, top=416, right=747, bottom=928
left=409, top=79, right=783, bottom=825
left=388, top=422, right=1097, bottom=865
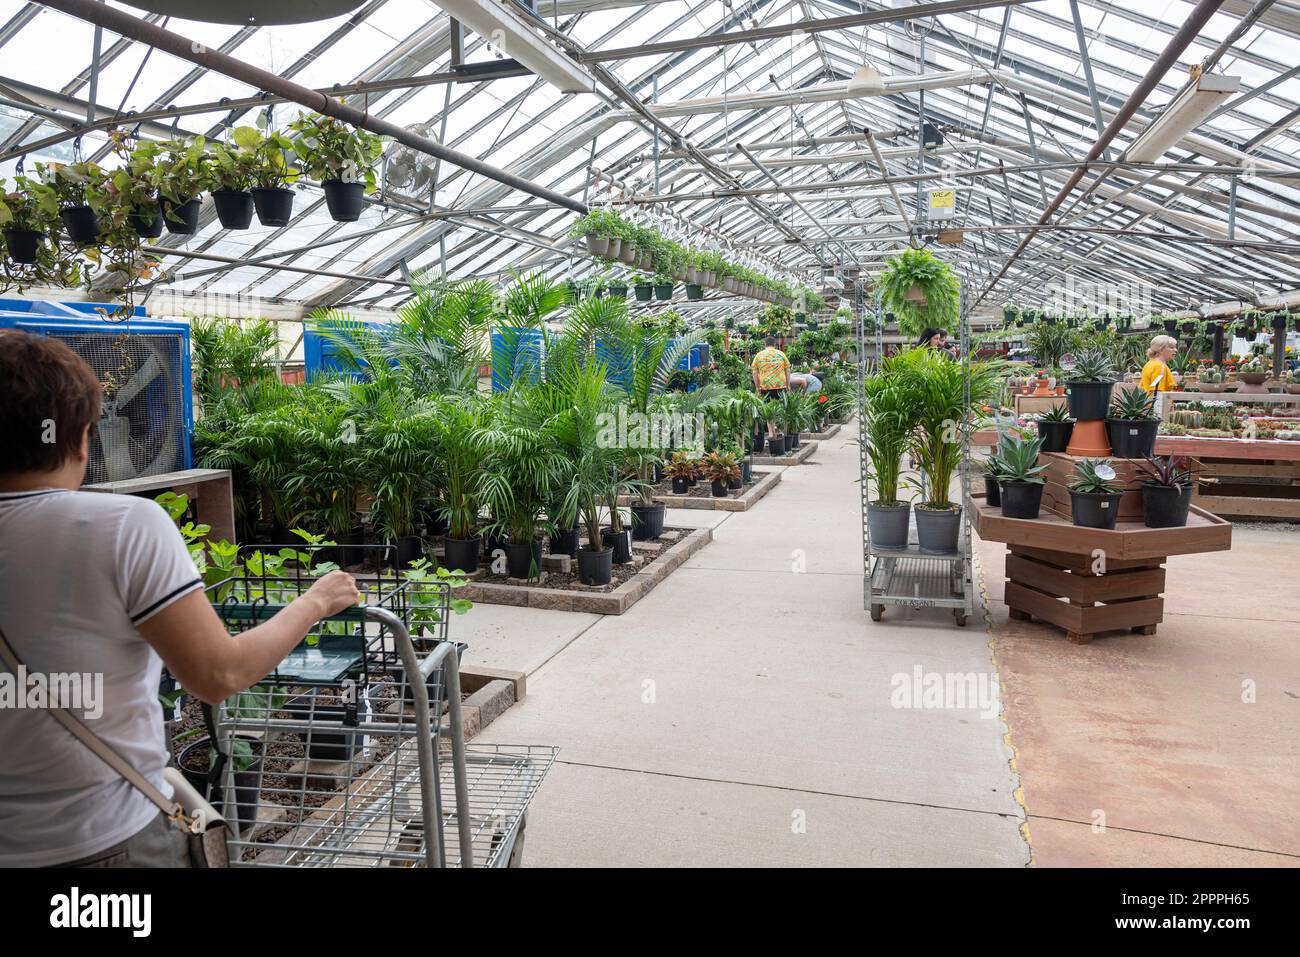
left=969, top=499, right=1232, bottom=643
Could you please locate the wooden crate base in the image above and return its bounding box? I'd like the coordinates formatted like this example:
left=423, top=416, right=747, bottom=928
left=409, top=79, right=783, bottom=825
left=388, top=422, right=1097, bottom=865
left=1002, top=545, right=1166, bottom=643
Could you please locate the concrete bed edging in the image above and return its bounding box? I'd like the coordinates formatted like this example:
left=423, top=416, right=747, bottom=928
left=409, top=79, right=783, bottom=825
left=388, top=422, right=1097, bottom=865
left=617, top=468, right=781, bottom=512
left=800, top=423, right=841, bottom=440
left=752, top=439, right=817, bottom=467
left=453, top=525, right=713, bottom=615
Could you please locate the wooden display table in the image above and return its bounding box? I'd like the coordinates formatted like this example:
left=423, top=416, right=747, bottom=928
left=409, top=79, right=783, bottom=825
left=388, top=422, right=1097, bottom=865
left=970, top=499, right=1231, bottom=643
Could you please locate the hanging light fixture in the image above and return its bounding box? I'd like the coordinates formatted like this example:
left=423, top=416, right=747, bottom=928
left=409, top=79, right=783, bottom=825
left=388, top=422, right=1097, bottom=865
left=120, top=1, right=368, bottom=25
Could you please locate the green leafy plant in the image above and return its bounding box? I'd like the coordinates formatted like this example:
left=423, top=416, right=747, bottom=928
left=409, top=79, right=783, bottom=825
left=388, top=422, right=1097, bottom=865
left=876, top=247, right=961, bottom=340
left=1109, top=386, right=1157, bottom=421
left=1069, top=347, right=1116, bottom=383
left=988, top=431, right=1047, bottom=484
left=1068, top=458, right=1123, bottom=494
left=290, top=112, right=386, bottom=192
left=701, top=450, right=740, bottom=483
left=862, top=355, right=918, bottom=506
left=1038, top=403, right=1073, bottom=423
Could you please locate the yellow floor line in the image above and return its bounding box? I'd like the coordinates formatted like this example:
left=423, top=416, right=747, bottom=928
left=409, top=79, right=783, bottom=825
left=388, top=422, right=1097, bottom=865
left=975, top=545, right=1034, bottom=867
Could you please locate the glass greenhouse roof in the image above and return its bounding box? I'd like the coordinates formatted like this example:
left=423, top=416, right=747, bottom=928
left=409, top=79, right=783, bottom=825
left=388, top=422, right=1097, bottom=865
left=1, top=0, right=1297, bottom=317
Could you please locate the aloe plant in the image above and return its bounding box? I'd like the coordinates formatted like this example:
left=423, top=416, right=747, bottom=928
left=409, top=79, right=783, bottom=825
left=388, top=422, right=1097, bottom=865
left=1069, top=348, right=1116, bottom=383
left=1038, top=403, right=1073, bottom=423
left=1109, top=386, right=1158, bottom=421
left=989, top=432, right=1048, bottom=484
left=1068, top=458, right=1123, bottom=494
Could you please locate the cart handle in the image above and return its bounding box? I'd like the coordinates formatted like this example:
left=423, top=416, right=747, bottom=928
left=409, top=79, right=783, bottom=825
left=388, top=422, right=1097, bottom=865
left=363, top=605, right=474, bottom=869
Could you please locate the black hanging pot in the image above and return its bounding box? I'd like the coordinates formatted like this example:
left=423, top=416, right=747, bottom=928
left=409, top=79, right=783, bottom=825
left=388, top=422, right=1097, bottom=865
left=1000, top=480, right=1044, bottom=520
left=653, top=283, right=673, bottom=300
left=630, top=502, right=665, bottom=541
left=60, top=205, right=100, bottom=243
left=322, top=179, right=365, bottom=222
left=253, top=186, right=296, bottom=227
left=1106, top=418, right=1158, bottom=458
left=1066, top=381, right=1114, bottom=421
left=548, top=526, right=578, bottom=558
left=983, top=475, right=1002, bottom=507
left=443, top=535, right=481, bottom=573
left=608, top=283, right=628, bottom=298
left=634, top=283, right=653, bottom=302
left=3, top=228, right=43, bottom=264
left=213, top=189, right=255, bottom=229
left=1037, top=420, right=1074, bottom=453
left=671, top=476, right=690, bottom=494
left=131, top=207, right=165, bottom=238
left=506, top=539, right=544, bottom=579
left=1141, top=482, right=1192, bottom=528
left=577, top=546, right=614, bottom=585
left=1162, top=319, right=1177, bottom=333
left=685, top=283, right=703, bottom=301
left=1069, top=489, right=1123, bottom=530
left=710, top=479, right=729, bottom=497
left=162, top=196, right=202, bottom=235
left=602, top=527, right=633, bottom=564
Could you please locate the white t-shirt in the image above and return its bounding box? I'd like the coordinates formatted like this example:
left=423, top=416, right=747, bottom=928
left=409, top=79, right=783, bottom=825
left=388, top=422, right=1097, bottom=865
left=0, top=489, right=202, bottom=866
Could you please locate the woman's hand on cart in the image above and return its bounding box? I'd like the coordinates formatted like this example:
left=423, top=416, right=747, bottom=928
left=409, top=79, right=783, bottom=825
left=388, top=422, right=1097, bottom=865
left=302, top=570, right=363, bottom=618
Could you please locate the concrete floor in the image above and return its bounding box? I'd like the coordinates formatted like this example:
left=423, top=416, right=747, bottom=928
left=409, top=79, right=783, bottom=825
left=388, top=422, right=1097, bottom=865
left=460, top=427, right=1029, bottom=867
left=454, top=428, right=1298, bottom=867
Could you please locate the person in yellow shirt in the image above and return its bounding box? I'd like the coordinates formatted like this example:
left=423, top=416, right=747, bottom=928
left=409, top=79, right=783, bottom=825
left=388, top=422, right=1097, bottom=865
left=751, top=337, right=791, bottom=438
left=1139, top=335, right=1178, bottom=394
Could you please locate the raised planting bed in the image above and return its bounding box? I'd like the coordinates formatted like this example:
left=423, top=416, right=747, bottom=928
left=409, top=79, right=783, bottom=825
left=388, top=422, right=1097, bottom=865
left=446, top=525, right=712, bottom=615
left=800, top=422, right=842, bottom=441
left=752, top=439, right=817, bottom=467
left=617, top=469, right=780, bottom=512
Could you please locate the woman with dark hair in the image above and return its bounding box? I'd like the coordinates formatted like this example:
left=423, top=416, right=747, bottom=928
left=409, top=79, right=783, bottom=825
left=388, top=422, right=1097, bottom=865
left=914, top=328, right=943, bottom=350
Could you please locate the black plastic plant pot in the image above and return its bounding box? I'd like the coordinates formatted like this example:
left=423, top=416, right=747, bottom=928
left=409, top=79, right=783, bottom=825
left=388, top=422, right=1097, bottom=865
left=653, top=283, right=673, bottom=300
left=283, top=692, right=366, bottom=763
left=213, top=189, right=255, bottom=229
left=1106, top=418, right=1158, bottom=458
left=324, top=527, right=365, bottom=567
left=60, top=205, right=100, bottom=243
left=630, top=502, right=665, bottom=540
left=790, top=432, right=802, bottom=450
left=670, top=476, right=690, bottom=494
left=634, top=284, right=653, bottom=302
left=1162, top=320, right=1177, bottom=333
left=1070, top=489, right=1123, bottom=530
left=323, top=179, right=365, bottom=222
left=387, top=535, right=424, bottom=567
left=549, top=526, right=578, bottom=558
left=984, top=475, right=1002, bottom=507
left=651, top=462, right=664, bottom=485
left=602, top=527, right=633, bottom=564
left=1141, top=482, right=1192, bottom=528
left=506, top=539, right=543, bottom=579
left=418, top=505, right=450, bottom=536
left=915, top=505, right=961, bottom=555
left=3, top=228, right=43, bottom=264
left=1066, top=380, right=1114, bottom=420
left=178, top=735, right=262, bottom=832
left=131, top=208, right=165, bottom=238
left=1000, top=481, right=1044, bottom=520
left=577, top=546, right=614, bottom=585
left=868, top=502, right=910, bottom=549
left=443, top=535, right=481, bottom=573
left=685, top=283, right=703, bottom=301
left=752, top=432, right=766, bottom=454
left=608, top=284, right=628, bottom=298
left=728, top=475, right=742, bottom=490
left=710, top=479, right=729, bottom=497
left=162, top=197, right=202, bottom=235
left=741, top=459, right=752, bottom=484
left=253, top=186, right=295, bottom=226
left=770, top=433, right=788, bottom=456
left=1037, top=420, right=1074, bottom=453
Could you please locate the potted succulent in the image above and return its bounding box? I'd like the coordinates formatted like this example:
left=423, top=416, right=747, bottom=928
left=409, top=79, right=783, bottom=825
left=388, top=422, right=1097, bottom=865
left=290, top=112, right=385, bottom=222
left=1237, top=354, right=1270, bottom=390
left=206, top=127, right=263, bottom=229
left=1067, top=458, right=1125, bottom=530
left=1065, top=348, right=1116, bottom=420
left=990, top=431, right=1048, bottom=519
left=1198, top=365, right=1227, bottom=392
left=41, top=161, right=106, bottom=243
left=1137, top=455, right=1193, bottom=528
left=1285, top=369, right=1300, bottom=395
left=0, top=176, right=60, bottom=264
left=1036, top=403, right=1074, bottom=453
left=981, top=457, right=1002, bottom=507
left=1106, top=387, right=1159, bottom=458
left=702, top=450, right=740, bottom=497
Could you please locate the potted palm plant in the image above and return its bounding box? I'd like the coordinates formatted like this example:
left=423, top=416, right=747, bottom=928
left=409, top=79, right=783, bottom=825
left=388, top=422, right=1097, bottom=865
left=1137, top=455, right=1194, bottom=528
left=290, top=112, right=385, bottom=222
left=1106, top=387, right=1159, bottom=458
left=990, top=431, right=1048, bottom=519
left=863, top=355, right=916, bottom=549
left=426, top=395, right=495, bottom=573
left=1068, top=458, right=1125, bottom=529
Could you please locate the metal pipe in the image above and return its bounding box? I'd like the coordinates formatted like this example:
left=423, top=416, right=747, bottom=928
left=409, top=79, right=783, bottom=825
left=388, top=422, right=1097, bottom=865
left=39, top=0, right=587, bottom=214
left=971, top=0, right=1229, bottom=307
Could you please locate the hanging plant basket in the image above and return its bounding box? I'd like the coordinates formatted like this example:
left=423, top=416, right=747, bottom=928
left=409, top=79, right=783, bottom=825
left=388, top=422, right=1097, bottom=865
left=584, top=234, right=610, bottom=257
left=213, top=189, right=255, bottom=230
left=608, top=283, right=628, bottom=298
left=633, top=282, right=652, bottom=302
left=322, top=179, right=365, bottom=222
left=903, top=284, right=928, bottom=304
left=685, top=283, right=703, bottom=301
left=162, top=196, right=202, bottom=235
left=60, top=205, right=100, bottom=244
left=3, top=228, right=44, bottom=264
left=654, top=282, right=673, bottom=300
left=131, top=207, right=165, bottom=238
left=252, top=186, right=295, bottom=227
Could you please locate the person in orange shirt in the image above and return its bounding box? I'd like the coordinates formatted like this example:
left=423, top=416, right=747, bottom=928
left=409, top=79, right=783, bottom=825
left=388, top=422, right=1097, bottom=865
left=1139, top=334, right=1178, bottom=394
left=751, top=336, right=791, bottom=438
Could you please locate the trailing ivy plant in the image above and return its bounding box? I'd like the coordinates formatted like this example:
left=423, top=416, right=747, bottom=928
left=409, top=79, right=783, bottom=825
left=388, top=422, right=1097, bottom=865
left=289, top=112, right=386, bottom=192
left=877, top=247, right=961, bottom=340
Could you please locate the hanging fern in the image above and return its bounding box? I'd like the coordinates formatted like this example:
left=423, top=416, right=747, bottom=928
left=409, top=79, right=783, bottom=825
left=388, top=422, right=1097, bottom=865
left=877, top=247, right=960, bottom=340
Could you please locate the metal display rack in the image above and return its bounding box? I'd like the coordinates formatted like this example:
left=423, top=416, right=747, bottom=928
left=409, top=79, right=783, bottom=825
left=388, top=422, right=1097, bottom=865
left=176, top=546, right=555, bottom=867
left=857, top=283, right=975, bottom=626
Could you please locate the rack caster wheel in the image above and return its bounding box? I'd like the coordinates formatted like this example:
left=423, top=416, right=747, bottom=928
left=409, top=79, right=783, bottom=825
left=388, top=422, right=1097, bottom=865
left=953, top=610, right=967, bottom=627
left=870, top=604, right=884, bottom=622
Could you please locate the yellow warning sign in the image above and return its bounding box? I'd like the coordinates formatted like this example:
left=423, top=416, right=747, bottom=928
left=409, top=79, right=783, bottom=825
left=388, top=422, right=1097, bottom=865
left=929, top=189, right=954, bottom=209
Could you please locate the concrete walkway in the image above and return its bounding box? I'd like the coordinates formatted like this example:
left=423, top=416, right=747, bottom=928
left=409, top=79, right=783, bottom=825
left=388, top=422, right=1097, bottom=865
left=461, top=427, right=1029, bottom=866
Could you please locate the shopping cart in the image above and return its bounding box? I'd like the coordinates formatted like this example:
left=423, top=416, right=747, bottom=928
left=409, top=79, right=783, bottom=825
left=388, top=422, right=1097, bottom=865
left=173, top=543, right=555, bottom=867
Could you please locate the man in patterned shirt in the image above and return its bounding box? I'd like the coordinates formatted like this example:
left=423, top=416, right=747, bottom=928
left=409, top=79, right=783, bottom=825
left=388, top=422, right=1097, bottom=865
left=751, top=337, right=791, bottom=438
